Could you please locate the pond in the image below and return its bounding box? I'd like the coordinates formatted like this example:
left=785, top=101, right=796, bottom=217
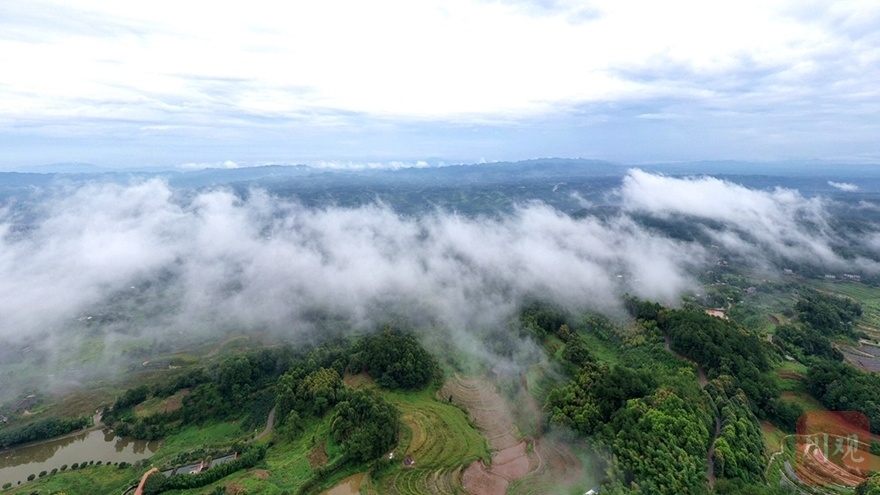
left=0, top=428, right=160, bottom=487
left=320, top=472, right=366, bottom=495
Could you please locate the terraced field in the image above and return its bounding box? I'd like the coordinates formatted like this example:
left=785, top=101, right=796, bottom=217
left=384, top=387, right=490, bottom=468
left=360, top=374, right=586, bottom=494
left=363, top=383, right=488, bottom=494
left=381, top=466, right=465, bottom=495
left=810, top=281, right=880, bottom=372
left=440, top=375, right=590, bottom=495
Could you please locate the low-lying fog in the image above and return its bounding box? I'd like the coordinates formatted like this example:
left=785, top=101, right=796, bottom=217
left=1, top=170, right=878, bottom=399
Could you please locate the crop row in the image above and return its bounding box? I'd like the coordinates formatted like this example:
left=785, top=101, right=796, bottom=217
left=387, top=467, right=463, bottom=495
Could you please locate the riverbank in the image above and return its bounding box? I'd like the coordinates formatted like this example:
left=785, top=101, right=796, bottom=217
left=0, top=418, right=160, bottom=489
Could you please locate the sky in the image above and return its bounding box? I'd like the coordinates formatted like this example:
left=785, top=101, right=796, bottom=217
left=1, top=0, right=879, bottom=170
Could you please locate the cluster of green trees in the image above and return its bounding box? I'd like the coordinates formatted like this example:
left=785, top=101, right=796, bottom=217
left=275, top=366, right=345, bottom=432
left=541, top=298, right=782, bottom=494
left=348, top=327, right=437, bottom=390
left=519, top=300, right=568, bottom=339
left=99, top=329, right=427, bottom=475
left=272, top=329, right=436, bottom=463
left=329, top=389, right=400, bottom=462
left=774, top=324, right=842, bottom=362
left=606, top=387, right=713, bottom=494
left=857, top=473, right=880, bottom=495
left=104, top=345, right=311, bottom=438
left=766, top=290, right=880, bottom=435
left=543, top=303, right=714, bottom=493
left=659, top=309, right=777, bottom=412
left=794, top=290, right=861, bottom=338
left=0, top=415, right=91, bottom=449
left=770, top=290, right=861, bottom=364
left=806, top=359, right=880, bottom=434
left=705, top=377, right=764, bottom=483
left=547, top=361, right=655, bottom=436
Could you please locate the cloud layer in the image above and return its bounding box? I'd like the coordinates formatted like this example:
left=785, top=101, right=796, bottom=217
left=1, top=169, right=879, bottom=401
left=2, top=170, right=878, bottom=352
left=1, top=1, right=878, bottom=166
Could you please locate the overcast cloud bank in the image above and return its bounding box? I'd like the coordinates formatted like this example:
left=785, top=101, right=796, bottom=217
left=1, top=1, right=879, bottom=166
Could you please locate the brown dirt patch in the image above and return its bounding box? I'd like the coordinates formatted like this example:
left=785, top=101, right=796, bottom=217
left=534, top=438, right=583, bottom=486
left=777, top=370, right=804, bottom=380
left=442, top=375, right=537, bottom=495
left=252, top=469, right=270, bottom=480
left=308, top=441, right=329, bottom=468
left=491, top=445, right=530, bottom=480
left=769, top=315, right=781, bottom=325
left=225, top=483, right=248, bottom=495
left=343, top=372, right=375, bottom=389
left=492, top=442, right=527, bottom=467
left=135, top=389, right=190, bottom=417
left=463, top=462, right=509, bottom=495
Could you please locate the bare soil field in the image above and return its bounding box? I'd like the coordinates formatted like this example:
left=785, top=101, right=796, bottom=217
left=440, top=375, right=583, bottom=495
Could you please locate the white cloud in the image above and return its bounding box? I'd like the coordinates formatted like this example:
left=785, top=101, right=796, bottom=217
left=2, top=170, right=879, bottom=398
left=1, top=0, right=876, bottom=126
left=0, top=177, right=706, bottom=350
left=620, top=169, right=880, bottom=269
left=828, top=180, right=859, bottom=192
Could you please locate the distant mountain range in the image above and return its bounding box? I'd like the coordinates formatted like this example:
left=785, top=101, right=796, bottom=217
left=1, top=159, right=879, bottom=198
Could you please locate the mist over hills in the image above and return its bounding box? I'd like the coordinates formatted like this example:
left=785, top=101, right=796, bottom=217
left=1, top=159, right=880, bottom=403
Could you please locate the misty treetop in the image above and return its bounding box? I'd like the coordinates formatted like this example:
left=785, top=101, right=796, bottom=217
left=348, top=327, right=438, bottom=390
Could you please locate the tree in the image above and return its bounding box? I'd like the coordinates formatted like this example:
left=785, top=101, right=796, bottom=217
left=329, top=390, right=400, bottom=462
left=349, top=328, right=436, bottom=390
left=857, top=473, right=880, bottom=495
left=142, top=471, right=167, bottom=495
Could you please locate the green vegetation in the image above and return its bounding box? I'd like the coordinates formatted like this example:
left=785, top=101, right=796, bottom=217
left=0, top=415, right=91, bottom=449
left=806, top=359, right=880, bottom=433
left=329, top=389, right=399, bottom=463
left=10, top=277, right=880, bottom=495
left=812, top=281, right=880, bottom=330
left=706, top=377, right=764, bottom=483
left=348, top=327, right=438, bottom=390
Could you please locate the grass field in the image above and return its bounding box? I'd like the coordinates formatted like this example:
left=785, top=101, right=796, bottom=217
left=384, top=387, right=490, bottom=469
left=344, top=374, right=490, bottom=472
left=780, top=391, right=828, bottom=413
left=149, top=419, right=250, bottom=468
left=761, top=421, right=787, bottom=454
left=2, top=463, right=141, bottom=495
left=135, top=389, right=190, bottom=418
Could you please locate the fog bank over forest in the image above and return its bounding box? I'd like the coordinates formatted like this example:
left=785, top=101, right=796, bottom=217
left=1, top=168, right=878, bottom=393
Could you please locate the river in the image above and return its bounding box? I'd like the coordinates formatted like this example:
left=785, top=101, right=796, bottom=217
left=0, top=428, right=160, bottom=487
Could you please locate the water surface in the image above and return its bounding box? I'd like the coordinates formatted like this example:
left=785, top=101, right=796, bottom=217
left=320, top=472, right=365, bottom=495
left=0, top=428, right=160, bottom=486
